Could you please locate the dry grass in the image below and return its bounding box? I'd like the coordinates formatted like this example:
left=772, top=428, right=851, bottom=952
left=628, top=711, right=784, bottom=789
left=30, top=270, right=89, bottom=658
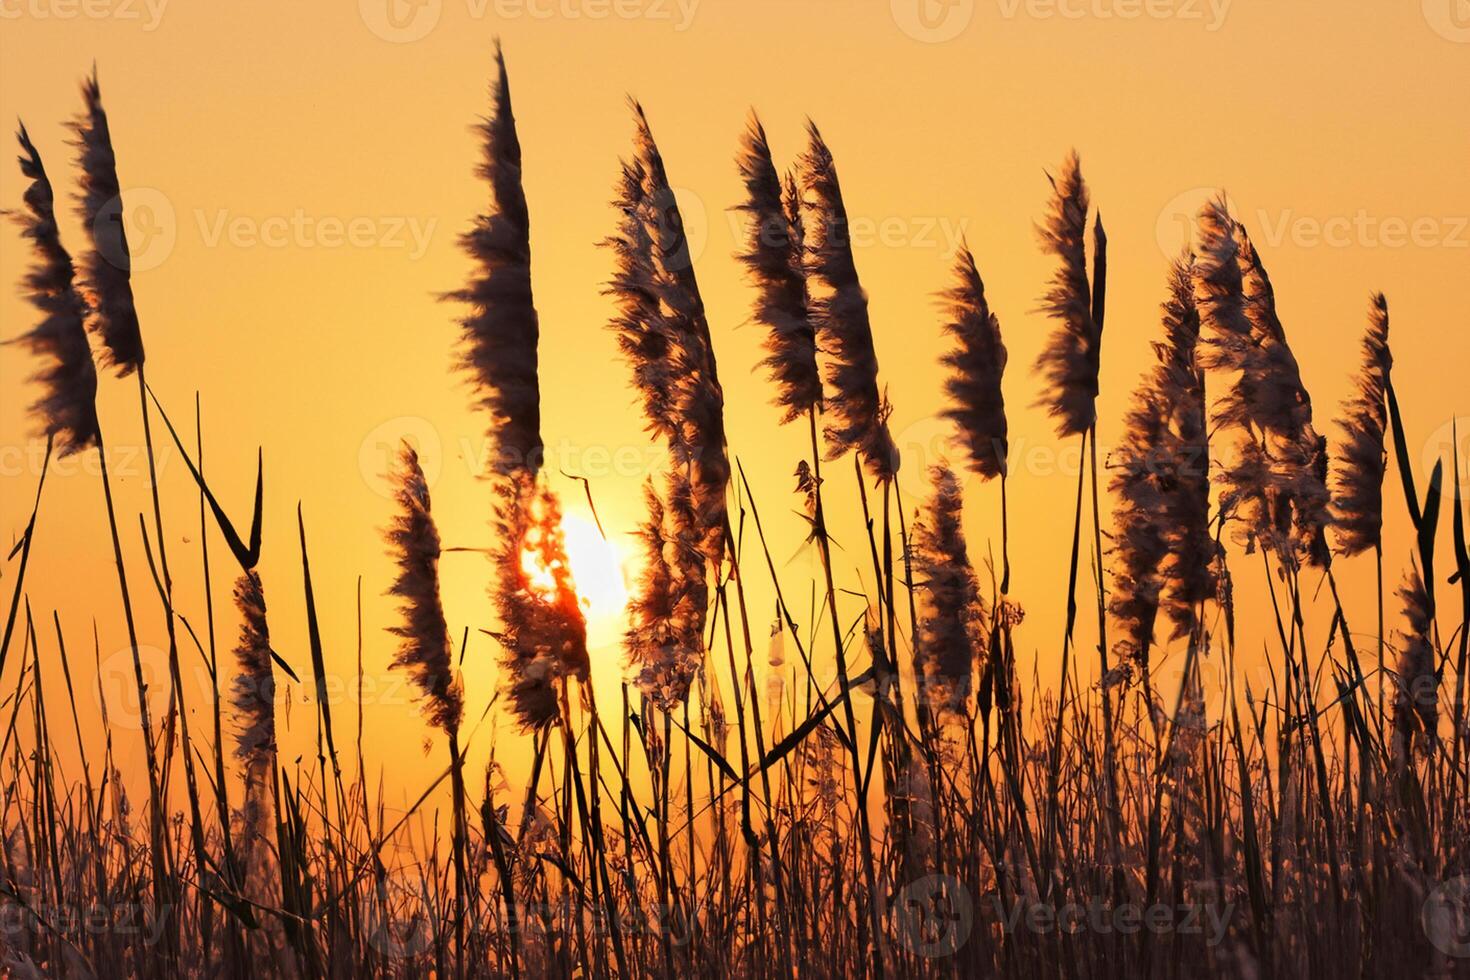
left=2, top=55, right=1469, bottom=980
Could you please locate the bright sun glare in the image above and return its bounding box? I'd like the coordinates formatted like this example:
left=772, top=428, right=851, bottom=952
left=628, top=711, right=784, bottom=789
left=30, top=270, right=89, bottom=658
left=558, top=514, right=629, bottom=645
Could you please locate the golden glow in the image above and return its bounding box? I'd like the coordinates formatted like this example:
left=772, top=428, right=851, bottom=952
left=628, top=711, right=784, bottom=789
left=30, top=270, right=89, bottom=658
left=1, top=4, right=1464, bottom=796
left=560, top=514, right=630, bottom=648
left=519, top=535, right=563, bottom=602
left=518, top=512, right=627, bottom=649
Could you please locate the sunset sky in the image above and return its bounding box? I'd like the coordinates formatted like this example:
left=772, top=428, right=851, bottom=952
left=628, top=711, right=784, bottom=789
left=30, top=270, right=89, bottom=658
left=2, top=0, right=1467, bottom=808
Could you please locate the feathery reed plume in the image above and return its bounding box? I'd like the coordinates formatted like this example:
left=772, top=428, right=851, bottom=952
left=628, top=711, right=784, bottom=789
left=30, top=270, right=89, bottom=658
left=911, top=463, right=986, bottom=717
left=603, top=103, right=730, bottom=565
left=939, top=243, right=1008, bottom=480
left=624, top=480, right=701, bottom=709
left=634, top=104, right=730, bottom=559
left=736, top=114, right=820, bottom=423
left=1108, top=397, right=1168, bottom=680
left=447, top=46, right=543, bottom=478
left=71, top=69, right=144, bottom=376
left=1234, top=225, right=1331, bottom=565
left=799, top=121, right=898, bottom=482
left=1155, top=257, right=1215, bottom=635
left=605, top=158, right=677, bottom=440
left=492, top=476, right=590, bottom=730
left=1391, top=561, right=1437, bottom=766
left=1332, top=293, right=1392, bottom=557
left=9, top=126, right=99, bottom=457
left=1193, top=196, right=1329, bottom=566
left=1109, top=255, right=1214, bottom=675
left=385, top=442, right=464, bottom=735
left=230, top=570, right=276, bottom=849
left=1033, top=151, right=1100, bottom=438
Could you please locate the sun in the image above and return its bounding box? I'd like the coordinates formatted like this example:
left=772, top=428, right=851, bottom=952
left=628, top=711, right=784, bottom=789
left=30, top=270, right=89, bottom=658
left=558, top=513, right=630, bottom=646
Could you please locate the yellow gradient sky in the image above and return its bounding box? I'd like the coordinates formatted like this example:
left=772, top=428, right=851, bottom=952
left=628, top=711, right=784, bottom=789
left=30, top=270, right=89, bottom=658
left=1, top=0, right=1467, bottom=810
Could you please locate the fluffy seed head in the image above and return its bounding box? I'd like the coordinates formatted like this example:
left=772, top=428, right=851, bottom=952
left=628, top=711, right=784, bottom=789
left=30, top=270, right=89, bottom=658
left=9, top=126, right=100, bottom=458
left=799, top=121, right=899, bottom=482
left=939, top=243, right=1008, bottom=480
left=1331, top=293, right=1392, bottom=557
left=736, top=114, right=820, bottom=424
left=910, top=463, right=986, bottom=718
left=71, top=69, right=144, bottom=376
left=446, top=45, right=544, bottom=479
left=385, top=441, right=465, bottom=735
left=1033, top=151, right=1100, bottom=438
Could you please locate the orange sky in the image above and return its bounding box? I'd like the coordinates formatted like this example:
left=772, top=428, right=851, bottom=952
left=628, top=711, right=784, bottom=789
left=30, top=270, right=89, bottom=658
left=2, top=0, right=1467, bottom=810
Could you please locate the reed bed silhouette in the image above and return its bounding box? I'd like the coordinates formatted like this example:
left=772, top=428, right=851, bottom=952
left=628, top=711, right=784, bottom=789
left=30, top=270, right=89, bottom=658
left=2, top=49, right=1468, bottom=979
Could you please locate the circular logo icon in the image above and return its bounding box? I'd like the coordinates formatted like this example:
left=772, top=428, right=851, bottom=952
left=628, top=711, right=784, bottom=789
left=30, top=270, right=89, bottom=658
left=891, top=874, right=973, bottom=957
left=891, top=413, right=972, bottom=499
left=1424, top=0, right=1470, bottom=42
left=1156, top=187, right=1239, bottom=259
left=95, top=187, right=176, bottom=273
left=367, top=878, right=436, bottom=960
left=95, top=644, right=171, bottom=732
left=359, top=417, right=443, bottom=498
left=360, top=0, right=442, bottom=42
left=1423, top=875, right=1470, bottom=957
left=891, top=0, right=975, bottom=43
left=1422, top=416, right=1470, bottom=500
left=643, top=184, right=708, bottom=270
